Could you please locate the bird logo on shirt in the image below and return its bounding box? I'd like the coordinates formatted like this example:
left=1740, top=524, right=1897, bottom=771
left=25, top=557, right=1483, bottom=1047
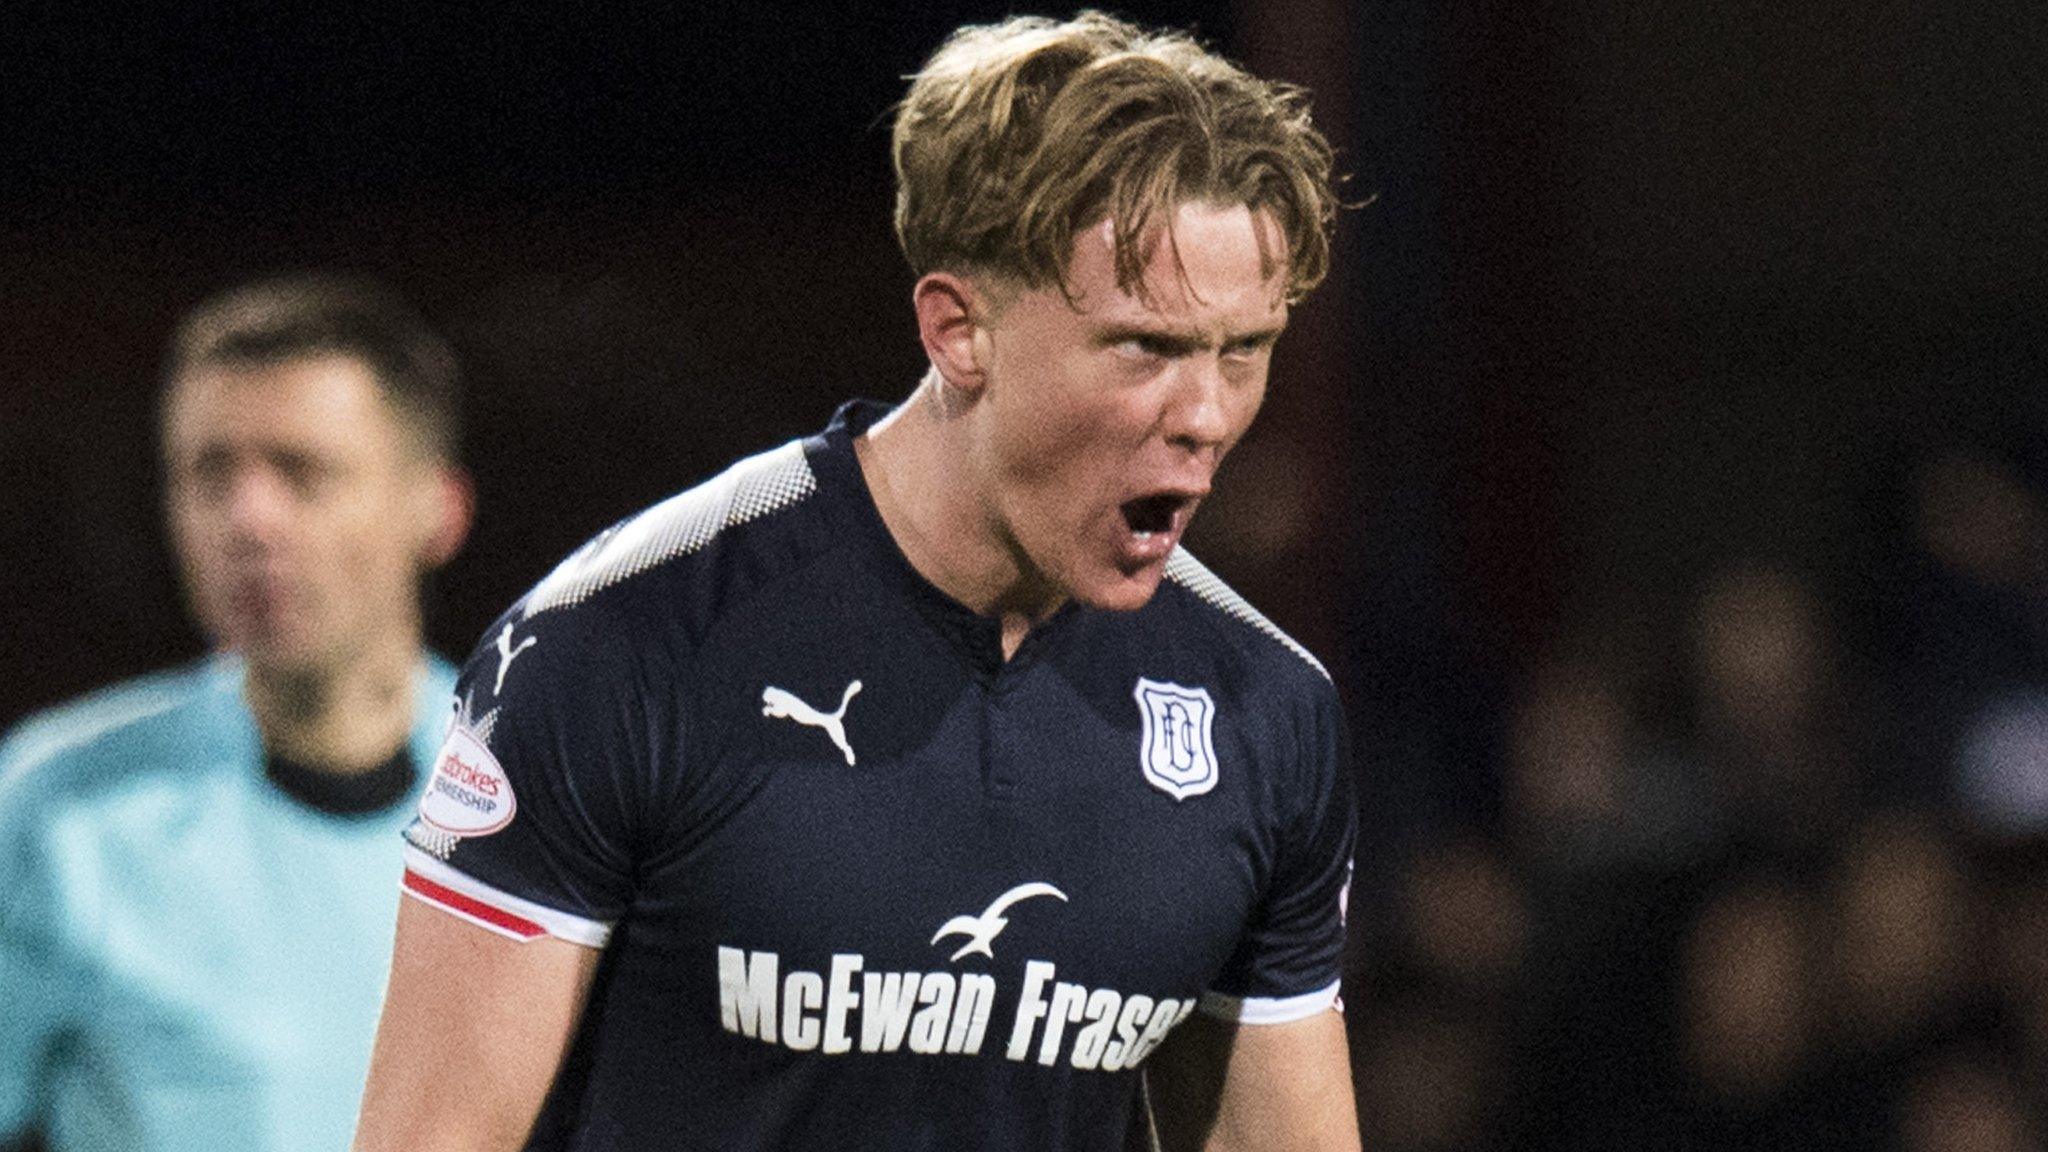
left=761, top=680, right=863, bottom=765
left=930, top=882, right=1069, bottom=962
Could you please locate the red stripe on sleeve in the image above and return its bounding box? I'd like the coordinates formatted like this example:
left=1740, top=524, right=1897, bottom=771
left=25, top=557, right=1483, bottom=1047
left=403, top=869, right=548, bottom=941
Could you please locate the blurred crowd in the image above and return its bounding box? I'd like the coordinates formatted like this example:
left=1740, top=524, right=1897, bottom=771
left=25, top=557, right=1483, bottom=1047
left=1349, top=430, right=2048, bottom=1151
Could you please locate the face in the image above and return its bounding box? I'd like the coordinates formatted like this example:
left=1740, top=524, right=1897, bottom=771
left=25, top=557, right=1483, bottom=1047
left=969, top=201, right=1289, bottom=612
left=164, top=354, right=449, bottom=676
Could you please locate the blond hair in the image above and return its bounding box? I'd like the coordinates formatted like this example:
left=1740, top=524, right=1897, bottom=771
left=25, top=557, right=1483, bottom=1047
left=892, top=11, right=1338, bottom=303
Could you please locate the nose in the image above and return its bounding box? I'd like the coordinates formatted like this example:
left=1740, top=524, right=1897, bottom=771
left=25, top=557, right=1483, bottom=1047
left=219, top=465, right=296, bottom=548
left=1163, top=356, right=1249, bottom=462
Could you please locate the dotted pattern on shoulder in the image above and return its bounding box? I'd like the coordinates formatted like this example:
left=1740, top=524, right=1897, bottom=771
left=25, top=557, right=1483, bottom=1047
left=405, top=699, right=500, bottom=861
left=404, top=822, right=461, bottom=861
left=1163, top=549, right=1329, bottom=681
left=520, top=440, right=818, bottom=618
left=448, top=692, right=498, bottom=746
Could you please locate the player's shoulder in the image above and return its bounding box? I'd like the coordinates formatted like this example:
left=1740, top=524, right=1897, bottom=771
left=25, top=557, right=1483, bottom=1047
left=1152, top=548, right=1335, bottom=705
left=0, top=658, right=237, bottom=810
left=509, top=437, right=832, bottom=645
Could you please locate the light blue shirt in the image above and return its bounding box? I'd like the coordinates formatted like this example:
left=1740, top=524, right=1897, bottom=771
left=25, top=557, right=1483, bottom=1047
left=0, top=655, right=455, bottom=1152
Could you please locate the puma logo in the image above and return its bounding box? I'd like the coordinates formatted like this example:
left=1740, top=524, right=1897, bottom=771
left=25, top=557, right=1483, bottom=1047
left=494, top=624, right=538, bottom=695
left=761, top=680, right=863, bottom=766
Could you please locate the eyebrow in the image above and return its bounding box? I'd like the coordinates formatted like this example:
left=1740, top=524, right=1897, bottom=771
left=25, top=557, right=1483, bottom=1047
left=1092, top=319, right=1290, bottom=355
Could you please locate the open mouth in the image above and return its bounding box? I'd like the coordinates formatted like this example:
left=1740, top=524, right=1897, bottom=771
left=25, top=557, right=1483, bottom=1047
left=1120, top=493, right=1190, bottom=539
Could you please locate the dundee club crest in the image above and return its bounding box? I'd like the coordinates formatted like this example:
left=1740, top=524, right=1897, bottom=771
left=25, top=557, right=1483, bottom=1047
left=1134, top=678, right=1219, bottom=800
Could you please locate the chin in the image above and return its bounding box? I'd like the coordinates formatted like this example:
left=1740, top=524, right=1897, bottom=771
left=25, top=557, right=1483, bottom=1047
left=221, top=623, right=328, bottom=674
left=1070, top=567, right=1169, bottom=613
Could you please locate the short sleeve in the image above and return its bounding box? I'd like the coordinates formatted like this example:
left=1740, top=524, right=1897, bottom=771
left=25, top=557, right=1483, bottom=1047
left=400, top=606, right=669, bottom=948
left=1199, top=685, right=1357, bottom=1024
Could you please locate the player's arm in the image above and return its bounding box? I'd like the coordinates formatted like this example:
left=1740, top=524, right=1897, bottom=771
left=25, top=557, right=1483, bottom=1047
left=355, top=600, right=651, bottom=1149
left=1144, top=1009, right=1359, bottom=1152
left=353, top=896, right=601, bottom=1152
left=1145, top=674, right=1360, bottom=1151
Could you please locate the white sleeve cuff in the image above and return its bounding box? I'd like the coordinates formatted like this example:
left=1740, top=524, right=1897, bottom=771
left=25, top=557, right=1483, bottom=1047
left=1198, top=979, right=1342, bottom=1024
left=401, top=846, right=614, bottom=948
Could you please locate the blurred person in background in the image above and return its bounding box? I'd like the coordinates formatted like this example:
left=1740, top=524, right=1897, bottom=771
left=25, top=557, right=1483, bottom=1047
left=1352, top=998, right=1500, bottom=1152
left=1897, top=1047, right=2043, bottom=1152
left=1350, top=838, right=1526, bottom=1150
left=1822, top=815, right=1977, bottom=1063
left=1876, top=433, right=2048, bottom=1147
left=1501, top=657, right=1633, bottom=870
left=1396, top=838, right=1529, bottom=1003
left=1502, top=654, right=1708, bottom=877
left=1494, top=653, right=1700, bottom=1152
left=1655, top=561, right=1861, bottom=869
left=1847, top=433, right=2048, bottom=811
left=1978, top=841, right=2048, bottom=1108
left=0, top=274, right=473, bottom=1152
left=1835, top=436, right=2048, bottom=1144
left=1812, top=813, right=2017, bottom=1150
left=1668, top=871, right=1830, bottom=1149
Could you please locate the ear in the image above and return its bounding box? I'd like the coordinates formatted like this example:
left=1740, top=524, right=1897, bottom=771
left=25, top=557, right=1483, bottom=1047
left=416, top=463, right=474, bottom=571
left=913, top=272, right=995, bottom=398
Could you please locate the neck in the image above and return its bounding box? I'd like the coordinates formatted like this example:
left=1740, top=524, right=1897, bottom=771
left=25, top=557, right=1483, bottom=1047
left=857, top=374, right=1064, bottom=657
left=243, top=629, right=421, bottom=774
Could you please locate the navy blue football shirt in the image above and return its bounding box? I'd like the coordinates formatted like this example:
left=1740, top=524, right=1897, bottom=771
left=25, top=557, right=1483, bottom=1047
left=402, top=401, right=1356, bottom=1150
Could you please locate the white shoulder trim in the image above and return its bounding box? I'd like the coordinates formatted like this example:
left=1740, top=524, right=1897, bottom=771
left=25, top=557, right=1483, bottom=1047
left=522, top=439, right=817, bottom=617
left=1163, top=549, right=1329, bottom=681
left=401, top=847, right=614, bottom=948
left=1197, top=979, right=1343, bottom=1025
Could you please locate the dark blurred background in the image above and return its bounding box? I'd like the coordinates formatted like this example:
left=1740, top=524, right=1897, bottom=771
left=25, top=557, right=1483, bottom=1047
left=6, top=2, right=2048, bottom=1147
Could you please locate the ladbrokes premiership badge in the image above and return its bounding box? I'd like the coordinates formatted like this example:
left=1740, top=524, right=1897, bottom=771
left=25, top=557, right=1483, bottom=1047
left=1134, top=678, right=1218, bottom=801
left=419, top=723, right=517, bottom=837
